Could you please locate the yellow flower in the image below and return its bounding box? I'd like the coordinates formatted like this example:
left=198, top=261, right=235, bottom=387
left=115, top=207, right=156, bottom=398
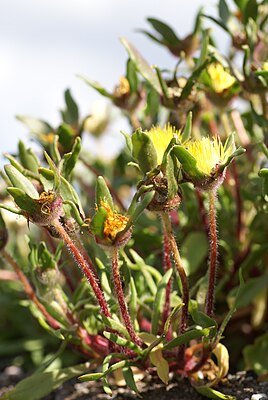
left=100, top=201, right=129, bottom=241
left=114, top=76, right=130, bottom=98
left=207, top=63, right=236, bottom=93
left=262, top=61, right=268, bottom=71
left=184, top=137, right=234, bottom=175
left=146, top=124, right=181, bottom=165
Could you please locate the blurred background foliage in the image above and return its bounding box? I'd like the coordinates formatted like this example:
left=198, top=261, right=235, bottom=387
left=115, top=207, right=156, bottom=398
left=0, top=0, right=268, bottom=397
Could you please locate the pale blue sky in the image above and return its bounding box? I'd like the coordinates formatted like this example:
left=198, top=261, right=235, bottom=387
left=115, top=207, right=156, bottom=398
left=0, top=0, right=225, bottom=161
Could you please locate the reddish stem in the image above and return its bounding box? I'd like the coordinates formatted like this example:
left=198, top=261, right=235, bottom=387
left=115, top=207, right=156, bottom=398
left=205, top=189, right=218, bottom=317
left=0, top=249, right=60, bottom=330
left=161, top=217, right=173, bottom=334
left=52, top=219, right=111, bottom=318
left=161, top=213, right=189, bottom=363
left=111, top=247, right=144, bottom=348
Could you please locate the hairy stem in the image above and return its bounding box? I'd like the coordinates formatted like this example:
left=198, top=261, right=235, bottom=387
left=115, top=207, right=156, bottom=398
left=205, top=189, right=218, bottom=317
left=0, top=249, right=60, bottom=330
left=52, top=219, right=111, bottom=318
left=161, top=213, right=189, bottom=340
left=161, top=215, right=173, bottom=333
left=111, top=247, right=144, bottom=348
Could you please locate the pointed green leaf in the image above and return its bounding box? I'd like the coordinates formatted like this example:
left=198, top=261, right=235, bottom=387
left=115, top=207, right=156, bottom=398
left=16, top=115, right=53, bottom=135
left=90, top=206, right=108, bottom=238
left=4, top=165, right=39, bottom=198
left=164, top=327, right=211, bottom=350
left=1, top=362, right=95, bottom=400
left=243, top=0, right=258, bottom=24
left=44, top=152, right=60, bottom=191
left=195, top=385, right=236, bottom=400
left=62, top=137, right=81, bottom=178
left=18, top=141, right=40, bottom=174
left=95, top=176, right=114, bottom=210
left=147, top=18, right=180, bottom=46
left=78, top=76, right=114, bottom=99
left=172, top=145, right=206, bottom=180
left=181, top=112, right=192, bottom=143
left=101, top=315, right=130, bottom=339
left=122, top=367, right=141, bottom=397
left=121, top=130, right=133, bottom=154
left=103, top=331, right=141, bottom=353
left=57, top=123, right=75, bottom=151
left=126, top=58, right=138, bottom=93
left=166, top=153, right=178, bottom=200
left=151, top=269, right=173, bottom=334
left=219, top=0, right=230, bottom=25
left=61, top=89, right=79, bottom=126
left=120, top=37, right=162, bottom=95
left=132, top=129, right=158, bottom=174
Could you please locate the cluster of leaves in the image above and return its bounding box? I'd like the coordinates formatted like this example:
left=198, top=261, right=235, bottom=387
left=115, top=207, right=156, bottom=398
left=0, top=0, right=268, bottom=399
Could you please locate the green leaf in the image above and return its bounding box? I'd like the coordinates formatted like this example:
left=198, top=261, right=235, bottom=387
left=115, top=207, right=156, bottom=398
left=38, top=167, right=55, bottom=191
left=126, top=58, right=138, bottom=93
left=132, top=129, right=158, bottom=174
left=122, top=367, right=141, bottom=397
left=78, top=76, right=114, bottom=99
left=243, top=332, right=268, bottom=375
left=243, top=0, right=258, bottom=24
left=172, top=145, right=205, bottom=181
left=101, top=315, right=130, bottom=339
left=189, top=301, right=217, bottom=332
left=49, top=135, right=61, bottom=165
left=195, top=385, right=236, bottom=400
left=120, top=37, right=162, bottom=95
left=61, top=89, right=79, bottom=126
left=4, top=165, right=39, bottom=199
left=62, top=137, right=81, bottom=179
left=228, top=274, right=268, bottom=310
left=90, top=206, right=108, bottom=238
left=103, top=331, right=141, bottom=353
left=57, top=123, right=75, bottom=151
left=78, top=372, right=104, bottom=381
left=121, top=130, right=133, bottom=154
left=18, top=141, right=40, bottom=174
left=44, top=152, right=60, bottom=191
left=181, top=112, right=192, bottom=143
left=219, top=0, right=230, bottom=25
left=166, top=153, right=178, bottom=200
left=181, top=231, right=208, bottom=276
left=131, top=190, right=155, bottom=224
left=2, top=362, right=97, bottom=400
left=147, top=18, right=180, bottom=46
left=151, top=269, right=173, bottom=334
left=164, top=327, right=211, bottom=350
left=16, top=115, right=53, bottom=135
left=95, top=176, right=114, bottom=210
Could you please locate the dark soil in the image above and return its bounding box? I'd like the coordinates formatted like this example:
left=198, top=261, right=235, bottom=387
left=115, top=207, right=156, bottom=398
left=1, top=367, right=268, bottom=400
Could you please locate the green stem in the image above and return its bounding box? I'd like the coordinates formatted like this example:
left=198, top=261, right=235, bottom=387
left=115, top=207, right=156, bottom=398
left=111, top=247, right=144, bottom=348
left=205, top=189, right=218, bottom=317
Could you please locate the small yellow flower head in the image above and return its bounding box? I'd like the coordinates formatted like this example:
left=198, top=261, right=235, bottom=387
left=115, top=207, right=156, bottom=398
left=147, top=124, right=181, bottom=165
left=184, top=137, right=233, bottom=176
left=114, top=76, right=130, bottom=98
left=101, top=201, right=129, bottom=242
left=207, top=63, right=236, bottom=93
left=262, top=61, right=268, bottom=71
